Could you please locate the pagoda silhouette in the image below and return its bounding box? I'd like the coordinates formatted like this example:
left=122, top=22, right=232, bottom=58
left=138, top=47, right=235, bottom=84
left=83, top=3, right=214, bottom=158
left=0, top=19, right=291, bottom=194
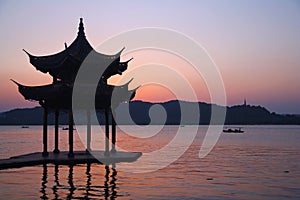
left=11, top=18, right=139, bottom=159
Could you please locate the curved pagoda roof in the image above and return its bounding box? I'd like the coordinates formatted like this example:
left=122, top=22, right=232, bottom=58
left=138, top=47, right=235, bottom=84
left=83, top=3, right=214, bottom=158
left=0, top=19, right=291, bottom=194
left=11, top=79, right=138, bottom=110
left=23, top=18, right=126, bottom=82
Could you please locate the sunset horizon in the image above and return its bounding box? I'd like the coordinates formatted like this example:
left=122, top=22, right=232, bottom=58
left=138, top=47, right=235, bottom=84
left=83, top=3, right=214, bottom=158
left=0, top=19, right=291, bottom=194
left=1, top=1, right=299, bottom=114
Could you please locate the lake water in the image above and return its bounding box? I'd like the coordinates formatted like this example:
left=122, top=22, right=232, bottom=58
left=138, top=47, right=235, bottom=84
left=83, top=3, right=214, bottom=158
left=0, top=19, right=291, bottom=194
left=0, top=125, right=299, bottom=199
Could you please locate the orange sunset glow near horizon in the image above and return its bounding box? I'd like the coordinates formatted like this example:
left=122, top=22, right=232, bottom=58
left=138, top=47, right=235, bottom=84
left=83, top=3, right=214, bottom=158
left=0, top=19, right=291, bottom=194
left=0, top=1, right=299, bottom=114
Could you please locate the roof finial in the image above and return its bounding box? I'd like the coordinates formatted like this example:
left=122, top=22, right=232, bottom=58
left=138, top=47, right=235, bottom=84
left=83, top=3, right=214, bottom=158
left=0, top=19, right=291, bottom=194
left=78, top=18, right=85, bottom=37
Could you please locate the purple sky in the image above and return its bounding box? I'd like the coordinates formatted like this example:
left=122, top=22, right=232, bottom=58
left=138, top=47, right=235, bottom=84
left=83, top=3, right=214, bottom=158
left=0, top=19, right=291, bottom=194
left=0, top=0, right=299, bottom=114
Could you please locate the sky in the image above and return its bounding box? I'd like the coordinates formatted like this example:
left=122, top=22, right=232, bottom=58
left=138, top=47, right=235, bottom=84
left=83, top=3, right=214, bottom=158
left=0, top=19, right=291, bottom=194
left=0, top=0, right=299, bottom=114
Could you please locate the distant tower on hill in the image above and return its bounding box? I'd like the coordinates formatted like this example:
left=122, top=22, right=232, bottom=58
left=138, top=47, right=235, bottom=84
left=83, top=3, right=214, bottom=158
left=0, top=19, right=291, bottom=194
left=243, top=99, right=247, bottom=107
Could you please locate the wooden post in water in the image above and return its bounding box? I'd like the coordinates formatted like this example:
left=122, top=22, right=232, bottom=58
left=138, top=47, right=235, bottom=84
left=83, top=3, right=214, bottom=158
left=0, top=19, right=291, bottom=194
left=68, top=111, right=74, bottom=157
left=53, top=110, right=60, bottom=154
left=86, top=110, right=91, bottom=152
left=42, top=108, right=48, bottom=157
left=104, top=108, right=110, bottom=156
left=111, top=110, right=116, bottom=154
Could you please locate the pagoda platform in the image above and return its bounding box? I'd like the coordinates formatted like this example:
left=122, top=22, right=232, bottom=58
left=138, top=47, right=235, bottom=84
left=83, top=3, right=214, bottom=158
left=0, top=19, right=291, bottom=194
left=0, top=151, right=142, bottom=170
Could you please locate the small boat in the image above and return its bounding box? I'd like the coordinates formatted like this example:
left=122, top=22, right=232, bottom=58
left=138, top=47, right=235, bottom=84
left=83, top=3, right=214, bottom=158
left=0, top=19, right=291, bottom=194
left=21, top=126, right=29, bottom=128
left=223, top=127, right=244, bottom=133
left=62, top=127, right=76, bottom=130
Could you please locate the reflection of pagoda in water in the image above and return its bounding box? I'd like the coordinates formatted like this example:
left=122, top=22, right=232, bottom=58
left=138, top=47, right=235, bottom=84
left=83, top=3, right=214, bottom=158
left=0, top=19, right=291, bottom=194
left=11, top=18, right=138, bottom=158
left=40, top=164, right=120, bottom=199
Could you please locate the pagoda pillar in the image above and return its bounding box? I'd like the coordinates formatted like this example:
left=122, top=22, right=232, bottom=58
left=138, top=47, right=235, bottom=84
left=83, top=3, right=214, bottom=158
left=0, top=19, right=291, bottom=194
left=86, top=110, right=91, bottom=152
left=111, top=110, right=116, bottom=154
left=104, top=108, right=110, bottom=156
left=68, top=111, right=74, bottom=157
left=42, top=108, right=48, bottom=157
left=53, top=110, right=60, bottom=154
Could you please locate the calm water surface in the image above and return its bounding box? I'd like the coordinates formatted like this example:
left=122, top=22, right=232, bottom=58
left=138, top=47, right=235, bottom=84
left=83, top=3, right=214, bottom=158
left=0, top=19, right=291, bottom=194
left=0, top=125, right=299, bottom=199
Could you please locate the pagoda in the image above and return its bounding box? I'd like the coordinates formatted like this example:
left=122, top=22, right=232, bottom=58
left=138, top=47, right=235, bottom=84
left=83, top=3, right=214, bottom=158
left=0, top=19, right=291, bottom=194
left=12, top=18, right=138, bottom=158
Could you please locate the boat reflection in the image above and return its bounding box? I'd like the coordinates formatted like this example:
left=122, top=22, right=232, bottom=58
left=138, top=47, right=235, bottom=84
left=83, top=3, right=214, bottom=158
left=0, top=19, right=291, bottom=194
left=40, top=163, right=121, bottom=199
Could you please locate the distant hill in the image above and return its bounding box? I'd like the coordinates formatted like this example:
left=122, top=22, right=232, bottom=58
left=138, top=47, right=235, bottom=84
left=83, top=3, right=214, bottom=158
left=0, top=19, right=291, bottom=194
left=0, top=100, right=299, bottom=125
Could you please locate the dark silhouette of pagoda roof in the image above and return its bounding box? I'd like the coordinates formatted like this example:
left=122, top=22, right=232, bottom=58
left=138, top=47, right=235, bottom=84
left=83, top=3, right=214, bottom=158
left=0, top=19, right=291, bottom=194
left=12, top=18, right=138, bottom=110
left=11, top=79, right=137, bottom=110
left=22, top=18, right=127, bottom=82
